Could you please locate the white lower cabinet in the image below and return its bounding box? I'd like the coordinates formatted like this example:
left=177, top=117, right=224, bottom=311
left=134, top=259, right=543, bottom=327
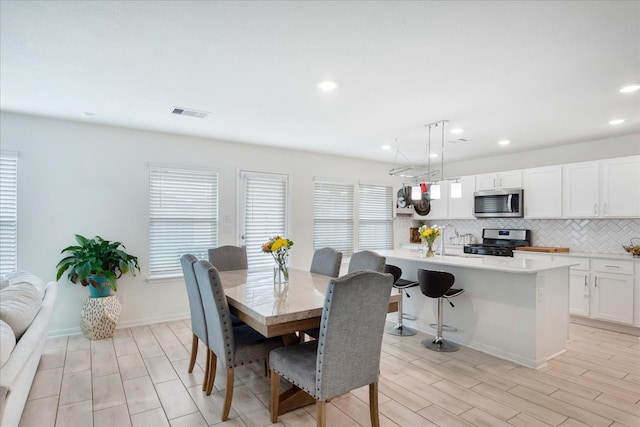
left=589, top=259, right=635, bottom=324
left=515, top=253, right=637, bottom=326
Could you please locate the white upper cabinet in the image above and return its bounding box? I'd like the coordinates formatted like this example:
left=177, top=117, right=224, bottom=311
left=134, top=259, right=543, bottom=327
left=426, top=181, right=449, bottom=219
left=562, top=156, right=640, bottom=218
left=563, top=161, right=600, bottom=218
left=601, top=156, right=640, bottom=217
left=523, top=166, right=562, bottom=218
left=448, top=176, right=476, bottom=219
left=475, top=170, right=522, bottom=191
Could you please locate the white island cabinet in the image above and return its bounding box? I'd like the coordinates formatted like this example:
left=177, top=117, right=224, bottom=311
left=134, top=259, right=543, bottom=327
left=377, top=249, right=575, bottom=368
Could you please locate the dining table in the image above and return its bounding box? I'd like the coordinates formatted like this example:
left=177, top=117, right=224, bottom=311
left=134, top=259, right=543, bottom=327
left=217, top=267, right=401, bottom=414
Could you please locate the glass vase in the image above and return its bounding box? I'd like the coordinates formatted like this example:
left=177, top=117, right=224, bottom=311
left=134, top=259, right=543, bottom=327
left=273, top=259, right=289, bottom=286
left=426, top=241, right=435, bottom=258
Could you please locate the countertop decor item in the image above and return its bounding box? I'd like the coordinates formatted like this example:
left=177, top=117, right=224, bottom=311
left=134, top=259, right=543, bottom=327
left=262, top=236, right=294, bottom=284
left=419, top=225, right=441, bottom=257
left=622, top=238, right=640, bottom=257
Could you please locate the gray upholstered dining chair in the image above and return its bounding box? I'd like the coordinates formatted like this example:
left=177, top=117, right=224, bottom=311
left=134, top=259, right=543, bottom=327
left=194, top=260, right=283, bottom=421
left=269, top=270, right=394, bottom=427
left=180, top=254, right=210, bottom=391
left=310, top=247, right=343, bottom=277
left=348, top=250, right=386, bottom=273
left=208, top=245, right=248, bottom=271
left=303, top=247, right=343, bottom=340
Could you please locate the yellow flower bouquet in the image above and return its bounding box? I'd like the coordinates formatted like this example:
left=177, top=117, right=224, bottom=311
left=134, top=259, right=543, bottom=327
left=418, top=225, right=441, bottom=257
left=262, top=236, right=294, bottom=283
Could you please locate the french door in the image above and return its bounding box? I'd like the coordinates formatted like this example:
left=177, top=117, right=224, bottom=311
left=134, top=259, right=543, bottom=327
left=238, top=171, right=289, bottom=270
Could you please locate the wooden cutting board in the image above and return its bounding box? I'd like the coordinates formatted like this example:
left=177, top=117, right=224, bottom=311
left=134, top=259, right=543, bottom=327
left=518, top=246, right=570, bottom=253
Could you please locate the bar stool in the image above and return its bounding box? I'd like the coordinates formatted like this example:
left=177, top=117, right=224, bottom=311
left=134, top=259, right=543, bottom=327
left=384, top=264, right=418, bottom=336
left=417, top=269, right=464, bottom=352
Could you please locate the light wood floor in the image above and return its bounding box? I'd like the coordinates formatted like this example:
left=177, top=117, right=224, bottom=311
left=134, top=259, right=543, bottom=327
left=20, top=320, right=640, bottom=427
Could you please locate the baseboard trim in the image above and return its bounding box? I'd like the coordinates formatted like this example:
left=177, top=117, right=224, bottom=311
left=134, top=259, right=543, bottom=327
left=570, top=316, right=640, bottom=337
left=48, top=312, right=191, bottom=338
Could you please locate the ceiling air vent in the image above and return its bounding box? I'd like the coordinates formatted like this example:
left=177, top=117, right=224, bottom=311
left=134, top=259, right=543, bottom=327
left=172, top=107, right=209, bottom=118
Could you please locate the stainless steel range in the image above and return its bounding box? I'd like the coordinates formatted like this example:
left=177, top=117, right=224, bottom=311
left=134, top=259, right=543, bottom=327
left=463, top=228, right=531, bottom=257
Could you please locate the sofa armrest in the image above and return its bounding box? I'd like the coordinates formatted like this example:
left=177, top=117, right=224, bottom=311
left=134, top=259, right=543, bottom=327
left=0, top=281, right=58, bottom=427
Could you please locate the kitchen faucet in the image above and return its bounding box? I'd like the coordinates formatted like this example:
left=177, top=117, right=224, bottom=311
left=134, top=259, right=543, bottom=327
left=440, top=223, right=457, bottom=255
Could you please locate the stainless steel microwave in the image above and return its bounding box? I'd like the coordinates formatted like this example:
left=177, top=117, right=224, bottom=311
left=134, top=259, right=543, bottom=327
left=473, top=188, right=524, bottom=218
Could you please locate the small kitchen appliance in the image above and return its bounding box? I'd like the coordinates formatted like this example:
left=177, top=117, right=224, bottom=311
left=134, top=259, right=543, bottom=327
left=463, top=228, right=531, bottom=257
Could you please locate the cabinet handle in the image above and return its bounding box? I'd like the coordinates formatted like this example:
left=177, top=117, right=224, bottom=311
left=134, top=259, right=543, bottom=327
left=604, top=265, right=620, bottom=269
left=593, top=203, right=597, bottom=214
left=594, top=276, right=598, bottom=287
left=494, top=178, right=497, bottom=188
left=584, top=275, right=589, bottom=297
left=499, top=178, right=503, bottom=187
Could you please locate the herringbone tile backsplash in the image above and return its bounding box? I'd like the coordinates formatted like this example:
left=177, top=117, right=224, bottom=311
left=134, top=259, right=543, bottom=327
left=395, top=217, right=640, bottom=255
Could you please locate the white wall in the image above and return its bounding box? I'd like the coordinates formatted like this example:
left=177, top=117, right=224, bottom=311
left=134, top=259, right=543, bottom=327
left=1, top=112, right=398, bottom=335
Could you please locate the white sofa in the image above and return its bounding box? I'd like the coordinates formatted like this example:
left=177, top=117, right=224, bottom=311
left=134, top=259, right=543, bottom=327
left=0, top=273, right=58, bottom=427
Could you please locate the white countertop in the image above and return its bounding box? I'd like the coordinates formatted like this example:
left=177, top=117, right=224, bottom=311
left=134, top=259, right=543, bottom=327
left=513, top=250, right=640, bottom=262
left=378, top=249, right=578, bottom=273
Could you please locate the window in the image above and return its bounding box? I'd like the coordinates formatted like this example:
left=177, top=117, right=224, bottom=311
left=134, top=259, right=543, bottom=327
left=0, top=152, right=18, bottom=275
left=358, top=184, right=394, bottom=250
left=149, top=166, right=218, bottom=278
left=313, top=181, right=354, bottom=256
left=239, top=171, right=289, bottom=270
left=313, top=180, right=392, bottom=256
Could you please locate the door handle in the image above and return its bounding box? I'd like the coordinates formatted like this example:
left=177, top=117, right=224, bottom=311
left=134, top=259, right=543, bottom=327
left=584, top=275, right=589, bottom=297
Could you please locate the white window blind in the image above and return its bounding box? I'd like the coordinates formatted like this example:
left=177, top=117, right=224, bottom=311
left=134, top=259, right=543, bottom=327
left=358, top=184, right=393, bottom=251
left=313, top=181, right=354, bottom=256
left=0, top=152, right=18, bottom=275
left=240, top=171, right=289, bottom=271
left=149, top=166, right=218, bottom=278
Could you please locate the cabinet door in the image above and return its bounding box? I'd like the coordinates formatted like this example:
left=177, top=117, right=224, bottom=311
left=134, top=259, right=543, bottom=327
left=498, top=170, right=522, bottom=189
left=569, top=271, right=590, bottom=316
left=562, top=161, right=599, bottom=218
left=591, top=273, right=634, bottom=324
left=523, top=166, right=562, bottom=218
left=448, top=176, right=475, bottom=219
left=427, top=181, right=449, bottom=219
left=601, top=156, right=640, bottom=217
left=476, top=173, right=498, bottom=191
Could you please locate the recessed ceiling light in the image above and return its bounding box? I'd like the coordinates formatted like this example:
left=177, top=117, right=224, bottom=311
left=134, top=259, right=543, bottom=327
left=619, top=84, right=640, bottom=93
left=450, top=128, right=464, bottom=134
left=498, top=140, right=510, bottom=146
left=317, top=80, right=338, bottom=92
left=609, top=119, right=625, bottom=125
left=381, top=145, right=391, bottom=150
left=429, top=153, right=439, bottom=158
left=82, top=112, right=95, bottom=117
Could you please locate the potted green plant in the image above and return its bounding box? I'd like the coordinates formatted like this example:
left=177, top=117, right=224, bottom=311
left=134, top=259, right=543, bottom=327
left=56, top=234, right=140, bottom=298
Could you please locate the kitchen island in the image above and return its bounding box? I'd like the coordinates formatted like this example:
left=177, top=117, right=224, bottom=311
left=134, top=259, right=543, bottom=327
left=377, top=249, right=577, bottom=368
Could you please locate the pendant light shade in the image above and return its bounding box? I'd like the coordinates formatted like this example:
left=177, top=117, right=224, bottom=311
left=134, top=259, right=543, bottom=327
left=450, top=182, right=462, bottom=199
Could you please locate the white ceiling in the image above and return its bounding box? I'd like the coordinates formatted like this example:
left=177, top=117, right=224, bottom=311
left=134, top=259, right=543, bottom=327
left=1, top=1, right=639, bottom=165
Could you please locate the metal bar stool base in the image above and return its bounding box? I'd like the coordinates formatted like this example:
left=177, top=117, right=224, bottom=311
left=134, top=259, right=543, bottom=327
left=421, top=338, right=459, bottom=352
left=429, top=323, right=458, bottom=332
left=385, top=324, right=417, bottom=336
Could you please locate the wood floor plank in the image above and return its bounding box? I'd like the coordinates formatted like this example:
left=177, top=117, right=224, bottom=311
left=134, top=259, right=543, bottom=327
left=432, top=379, right=519, bottom=420
left=471, top=382, right=568, bottom=426
left=545, top=368, right=635, bottom=403
left=508, top=367, right=601, bottom=400
left=550, top=389, right=640, bottom=426
left=508, top=385, right=612, bottom=427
